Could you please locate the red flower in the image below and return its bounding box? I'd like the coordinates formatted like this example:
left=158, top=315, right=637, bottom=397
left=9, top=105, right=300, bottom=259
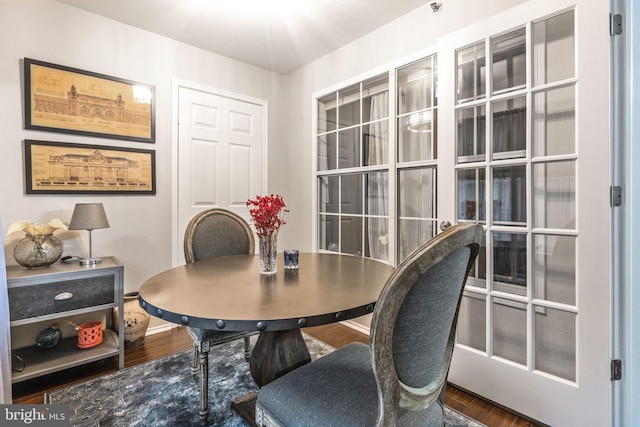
left=246, top=194, right=289, bottom=238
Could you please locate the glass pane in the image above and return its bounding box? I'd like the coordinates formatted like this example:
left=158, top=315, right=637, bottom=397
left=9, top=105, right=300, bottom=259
left=458, top=292, right=487, bottom=351
left=492, top=28, right=526, bottom=94
left=317, top=133, right=336, bottom=171
left=398, top=168, right=435, bottom=218
left=457, top=42, right=486, bottom=103
left=457, top=168, right=486, bottom=223
left=457, top=105, right=486, bottom=162
left=475, top=235, right=488, bottom=286
left=341, top=174, right=362, bottom=214
left=318, top=176, right=339, bottom=213
left=338, top=84, right=360, bottom=128
left=493, top=96, right=526, bottom=155
left=362, top=74, right=389, bottom=123
left=492, top=165, right=526, bottom=226
left=318, top=214, right=339, bottom=251
left=398, top=219, right=435, bottom=262
left=533, top=86, right=575, bottom=157
left=493, top=297, right=527, bottom=365
left=433, top=55, right=438, bottom=107
left=533, top=161, right=575, bottom=229
left=317, top=93, right=336, bottom=133
left=364, top=120, right=388, bottom=166
left=535, top=306, right=576, bottom=381
left=533, top=234, right=576, bottom=305
left=533, top=10, right=575, bottom=86
left=341, top=216, right=362, bottom=256
left=366, top=171, right=388, bottom=216
left=493, top=232, right=527, bottom=292
left=398, top=56, right=435, bottom=114
left=398, top=110, right=436, bottom=162
left=365, top=217, right=389, bottom=262
left=338, top=127, right=360, bottom=169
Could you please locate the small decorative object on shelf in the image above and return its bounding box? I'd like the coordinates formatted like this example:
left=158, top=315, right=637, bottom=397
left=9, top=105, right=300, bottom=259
left=6, top=219, right=67, bottom=269
left=36, top=322, right=63, bottom=349
left=247, top=194, right=288, bottom=275
left=113, top=292, right=151, bottom=348
left=77, top=321, right=103, bottom=349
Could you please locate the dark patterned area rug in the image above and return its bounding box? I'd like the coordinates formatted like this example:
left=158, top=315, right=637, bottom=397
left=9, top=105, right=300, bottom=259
left=46, top=334, right=484, bottom=426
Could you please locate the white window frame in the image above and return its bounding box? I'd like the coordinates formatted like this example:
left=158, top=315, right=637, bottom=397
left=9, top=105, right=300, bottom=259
left=311, top=49, right=439, bottom=267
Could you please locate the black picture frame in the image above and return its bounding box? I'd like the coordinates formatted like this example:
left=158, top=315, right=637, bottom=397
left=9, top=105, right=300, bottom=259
left=24, top=58, right=155, bottom=143
left=24, top=140, right=156, bottom=195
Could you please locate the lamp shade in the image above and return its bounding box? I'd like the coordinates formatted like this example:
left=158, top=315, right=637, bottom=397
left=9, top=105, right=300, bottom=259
left=68, top=203, right=110, bottom=231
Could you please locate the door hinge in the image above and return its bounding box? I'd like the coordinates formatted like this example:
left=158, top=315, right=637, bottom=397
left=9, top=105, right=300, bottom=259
left=611, top=359, right=622, bottom=381
left=611, top=186, right=622, bottom=207
left=610, top=13, right=623, bottom=36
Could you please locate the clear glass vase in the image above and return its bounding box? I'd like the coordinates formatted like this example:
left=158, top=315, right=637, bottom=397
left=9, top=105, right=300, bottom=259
left=259, top=234, right=278, bottom=275
left=13, top=234, right=64, bottom=269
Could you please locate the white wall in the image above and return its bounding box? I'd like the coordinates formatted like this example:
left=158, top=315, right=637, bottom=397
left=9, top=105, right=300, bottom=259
left=0, top=0, right=288, bottom=298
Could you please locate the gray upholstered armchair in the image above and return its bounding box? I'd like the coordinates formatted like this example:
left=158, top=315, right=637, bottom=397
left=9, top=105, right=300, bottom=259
left=255, top=222, right=482, bottom=427
left=183, top=208, right=258, bottom=424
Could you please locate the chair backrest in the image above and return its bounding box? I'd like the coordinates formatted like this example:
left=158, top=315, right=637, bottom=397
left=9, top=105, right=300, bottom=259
left=184, top=209, right=255, bottom=264
left=370, top=222, right=482, bottom=425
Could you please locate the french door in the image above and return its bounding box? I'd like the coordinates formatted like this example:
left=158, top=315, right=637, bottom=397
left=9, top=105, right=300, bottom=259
left=437, top=1, right=611, bottom=425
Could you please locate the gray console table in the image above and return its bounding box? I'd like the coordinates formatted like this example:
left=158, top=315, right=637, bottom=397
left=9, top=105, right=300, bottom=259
left=7, top=256, right=124, bottom=383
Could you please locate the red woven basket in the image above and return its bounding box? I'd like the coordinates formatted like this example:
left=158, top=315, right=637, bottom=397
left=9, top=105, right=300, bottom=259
left=77, top=321, right=103, bottom=349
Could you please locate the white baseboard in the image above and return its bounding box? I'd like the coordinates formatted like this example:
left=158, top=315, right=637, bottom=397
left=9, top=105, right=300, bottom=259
left=145, top=323, right=176, bottom=336
left=341, top=320, right=371, bottom=336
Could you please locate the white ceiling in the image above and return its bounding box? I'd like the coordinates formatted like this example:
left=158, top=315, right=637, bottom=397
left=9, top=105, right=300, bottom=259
left=55, top=0, right=430, bottom=75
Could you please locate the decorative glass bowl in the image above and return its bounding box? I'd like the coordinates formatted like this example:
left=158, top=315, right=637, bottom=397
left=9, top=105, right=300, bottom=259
left=13, top=234, right=63, bottom=269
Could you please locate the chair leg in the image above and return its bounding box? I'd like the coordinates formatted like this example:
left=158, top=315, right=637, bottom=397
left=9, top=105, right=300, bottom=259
left=191, top=344, right=199, bottom=379
left=198, top=341, right=210, bottom=425
left=244, top=336, right=252, bottom=361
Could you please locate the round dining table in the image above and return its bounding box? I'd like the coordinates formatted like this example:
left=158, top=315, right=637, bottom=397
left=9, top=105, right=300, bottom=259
left=137, top=252, right=395, bottom=387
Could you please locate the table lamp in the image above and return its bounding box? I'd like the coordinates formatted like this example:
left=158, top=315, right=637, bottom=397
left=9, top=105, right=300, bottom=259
left=68, top=203, right=110, bottom=265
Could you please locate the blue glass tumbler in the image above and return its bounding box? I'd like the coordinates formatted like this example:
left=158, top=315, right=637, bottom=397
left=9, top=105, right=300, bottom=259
left=284, top=249, right=299, bottom=270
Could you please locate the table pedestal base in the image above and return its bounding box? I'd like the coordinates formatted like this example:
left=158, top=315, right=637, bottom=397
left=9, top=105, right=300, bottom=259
left=249, top=329, right=311, bottom=387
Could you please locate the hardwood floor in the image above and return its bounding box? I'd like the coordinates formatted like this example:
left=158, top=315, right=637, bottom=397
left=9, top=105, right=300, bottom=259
left=13, top=324, right=542, bottom=427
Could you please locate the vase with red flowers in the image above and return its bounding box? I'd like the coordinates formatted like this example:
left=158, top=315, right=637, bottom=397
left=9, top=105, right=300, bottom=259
left=246, top=194, right=288, bottom=275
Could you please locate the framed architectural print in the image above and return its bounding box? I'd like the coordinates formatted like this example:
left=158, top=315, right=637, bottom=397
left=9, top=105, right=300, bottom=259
left=24, top=58, right=155, bottom=143
left=24, top=140, right=156, bottom=195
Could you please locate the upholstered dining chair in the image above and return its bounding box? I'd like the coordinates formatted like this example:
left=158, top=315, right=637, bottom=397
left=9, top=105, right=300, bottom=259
left=255, top=222, right=482, bottom=427
left=183, top=208, right=258, bottom=424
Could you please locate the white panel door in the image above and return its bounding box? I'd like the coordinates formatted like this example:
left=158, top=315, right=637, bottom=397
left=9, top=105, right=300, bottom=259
left=437, top=1, right=611, bottom=425
left=177, top=86, right=265, bottom=263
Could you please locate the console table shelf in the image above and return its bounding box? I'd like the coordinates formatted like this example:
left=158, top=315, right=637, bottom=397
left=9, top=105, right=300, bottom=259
left=11, top=329, right=120, bottom=383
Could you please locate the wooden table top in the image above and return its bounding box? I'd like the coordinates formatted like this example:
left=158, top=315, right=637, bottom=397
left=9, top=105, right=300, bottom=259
left=138, top=253, right=394, bottom=332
